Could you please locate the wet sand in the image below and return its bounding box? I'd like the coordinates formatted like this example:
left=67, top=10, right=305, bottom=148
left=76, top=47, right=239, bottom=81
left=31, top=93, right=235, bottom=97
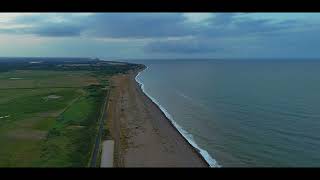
left=106, top=69, right=208, bottom=167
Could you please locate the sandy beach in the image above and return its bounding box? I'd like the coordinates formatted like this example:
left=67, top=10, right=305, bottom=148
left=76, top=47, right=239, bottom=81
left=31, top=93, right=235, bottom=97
left=106, top=68, right=208, bottom=167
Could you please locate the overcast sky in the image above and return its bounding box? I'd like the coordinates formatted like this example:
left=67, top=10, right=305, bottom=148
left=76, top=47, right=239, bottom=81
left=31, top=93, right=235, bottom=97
left=0, top=13, right=320, bottom=59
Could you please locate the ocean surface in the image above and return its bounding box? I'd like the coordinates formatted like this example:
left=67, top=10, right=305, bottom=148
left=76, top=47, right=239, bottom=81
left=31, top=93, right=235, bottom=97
left=131, top=59, right=320, bottom=167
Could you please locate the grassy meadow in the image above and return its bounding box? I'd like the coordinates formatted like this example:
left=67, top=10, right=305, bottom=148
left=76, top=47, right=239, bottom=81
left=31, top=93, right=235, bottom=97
left=0, top=70, right=107, bottom=167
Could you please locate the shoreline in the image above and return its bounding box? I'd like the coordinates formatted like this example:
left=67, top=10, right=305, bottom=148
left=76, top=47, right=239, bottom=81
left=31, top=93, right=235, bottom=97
left=133, top=66, right=219, bottom=167
left=107, top=65, right=209, bottom=167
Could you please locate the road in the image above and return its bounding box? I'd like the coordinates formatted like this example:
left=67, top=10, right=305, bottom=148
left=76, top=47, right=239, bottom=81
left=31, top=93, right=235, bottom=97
left=100, top=140, right=114, bottom=167
left=89, top=90, right=110, bottom=167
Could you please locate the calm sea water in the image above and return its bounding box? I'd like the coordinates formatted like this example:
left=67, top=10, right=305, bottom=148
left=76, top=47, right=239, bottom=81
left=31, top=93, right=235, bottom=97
left=131, top=59, right=320, bottom=167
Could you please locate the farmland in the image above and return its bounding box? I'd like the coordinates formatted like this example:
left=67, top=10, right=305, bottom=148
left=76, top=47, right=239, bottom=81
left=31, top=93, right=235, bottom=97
left=0, top=58, right=142, bottom=167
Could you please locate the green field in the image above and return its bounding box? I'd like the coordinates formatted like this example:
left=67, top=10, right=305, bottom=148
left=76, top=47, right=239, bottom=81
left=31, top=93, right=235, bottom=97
left=0, top=70, right=108, bottom=167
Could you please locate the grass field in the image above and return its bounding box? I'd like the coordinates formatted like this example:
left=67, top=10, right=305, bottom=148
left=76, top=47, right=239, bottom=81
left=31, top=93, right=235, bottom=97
left=0, top=70, right=107, bottom=167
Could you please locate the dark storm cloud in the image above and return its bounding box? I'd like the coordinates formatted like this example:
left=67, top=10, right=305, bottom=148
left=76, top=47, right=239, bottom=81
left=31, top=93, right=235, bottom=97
left=83, top=13, right=192, bottom=38
left=4, top=13, right=303, bottom=39
left=6, top=13, right=192, bottom=38
left=30, top=25, right=82, bottom=37
left=199, top=14, right=302, bottom=38
left=143, top=14, right=308, bottom=55
left=145, top=39, right=223, bottom=54
left=3, top=14, right=85, bottom=37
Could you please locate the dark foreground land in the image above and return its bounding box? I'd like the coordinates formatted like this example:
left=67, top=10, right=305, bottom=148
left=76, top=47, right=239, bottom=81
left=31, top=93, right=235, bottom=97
left=0, top=58, right=141, bottom=167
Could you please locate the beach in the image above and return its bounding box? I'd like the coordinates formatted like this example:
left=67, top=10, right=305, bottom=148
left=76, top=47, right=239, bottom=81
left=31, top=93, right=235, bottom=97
left=106, top=68, right=208, bottom=167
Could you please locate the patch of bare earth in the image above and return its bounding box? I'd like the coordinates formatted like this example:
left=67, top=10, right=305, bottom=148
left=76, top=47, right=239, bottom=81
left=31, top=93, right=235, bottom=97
left=7, top=129, right=47, bottom=140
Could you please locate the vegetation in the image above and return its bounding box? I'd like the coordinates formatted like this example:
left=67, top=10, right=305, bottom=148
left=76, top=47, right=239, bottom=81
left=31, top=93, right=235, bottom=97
left=39, top=86, right=105, bottom=167
left=0, top=58, right=143, bottom=167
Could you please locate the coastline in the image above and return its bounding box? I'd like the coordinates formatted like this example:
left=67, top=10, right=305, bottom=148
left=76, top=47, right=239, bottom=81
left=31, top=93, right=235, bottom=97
left=107, top=65, right=209, bottom=167
left=134, top=66, right=219, bottom=167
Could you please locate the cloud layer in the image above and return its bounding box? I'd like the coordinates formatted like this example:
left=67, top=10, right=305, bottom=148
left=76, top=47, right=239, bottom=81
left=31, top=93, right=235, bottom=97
left=0, top=13, right=320, bottom=58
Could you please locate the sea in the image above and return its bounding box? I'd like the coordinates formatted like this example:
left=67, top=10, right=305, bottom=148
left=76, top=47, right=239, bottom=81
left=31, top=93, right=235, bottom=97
left=129, top=59, right=320, bottom=167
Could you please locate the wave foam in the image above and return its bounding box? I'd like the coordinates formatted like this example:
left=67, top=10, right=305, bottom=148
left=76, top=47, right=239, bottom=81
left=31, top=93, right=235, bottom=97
left=135, top=67, right=221, bottom=167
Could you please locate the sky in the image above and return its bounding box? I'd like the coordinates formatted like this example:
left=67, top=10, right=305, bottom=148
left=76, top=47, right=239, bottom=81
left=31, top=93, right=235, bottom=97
left=0, top=13, right=320, bottom=59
